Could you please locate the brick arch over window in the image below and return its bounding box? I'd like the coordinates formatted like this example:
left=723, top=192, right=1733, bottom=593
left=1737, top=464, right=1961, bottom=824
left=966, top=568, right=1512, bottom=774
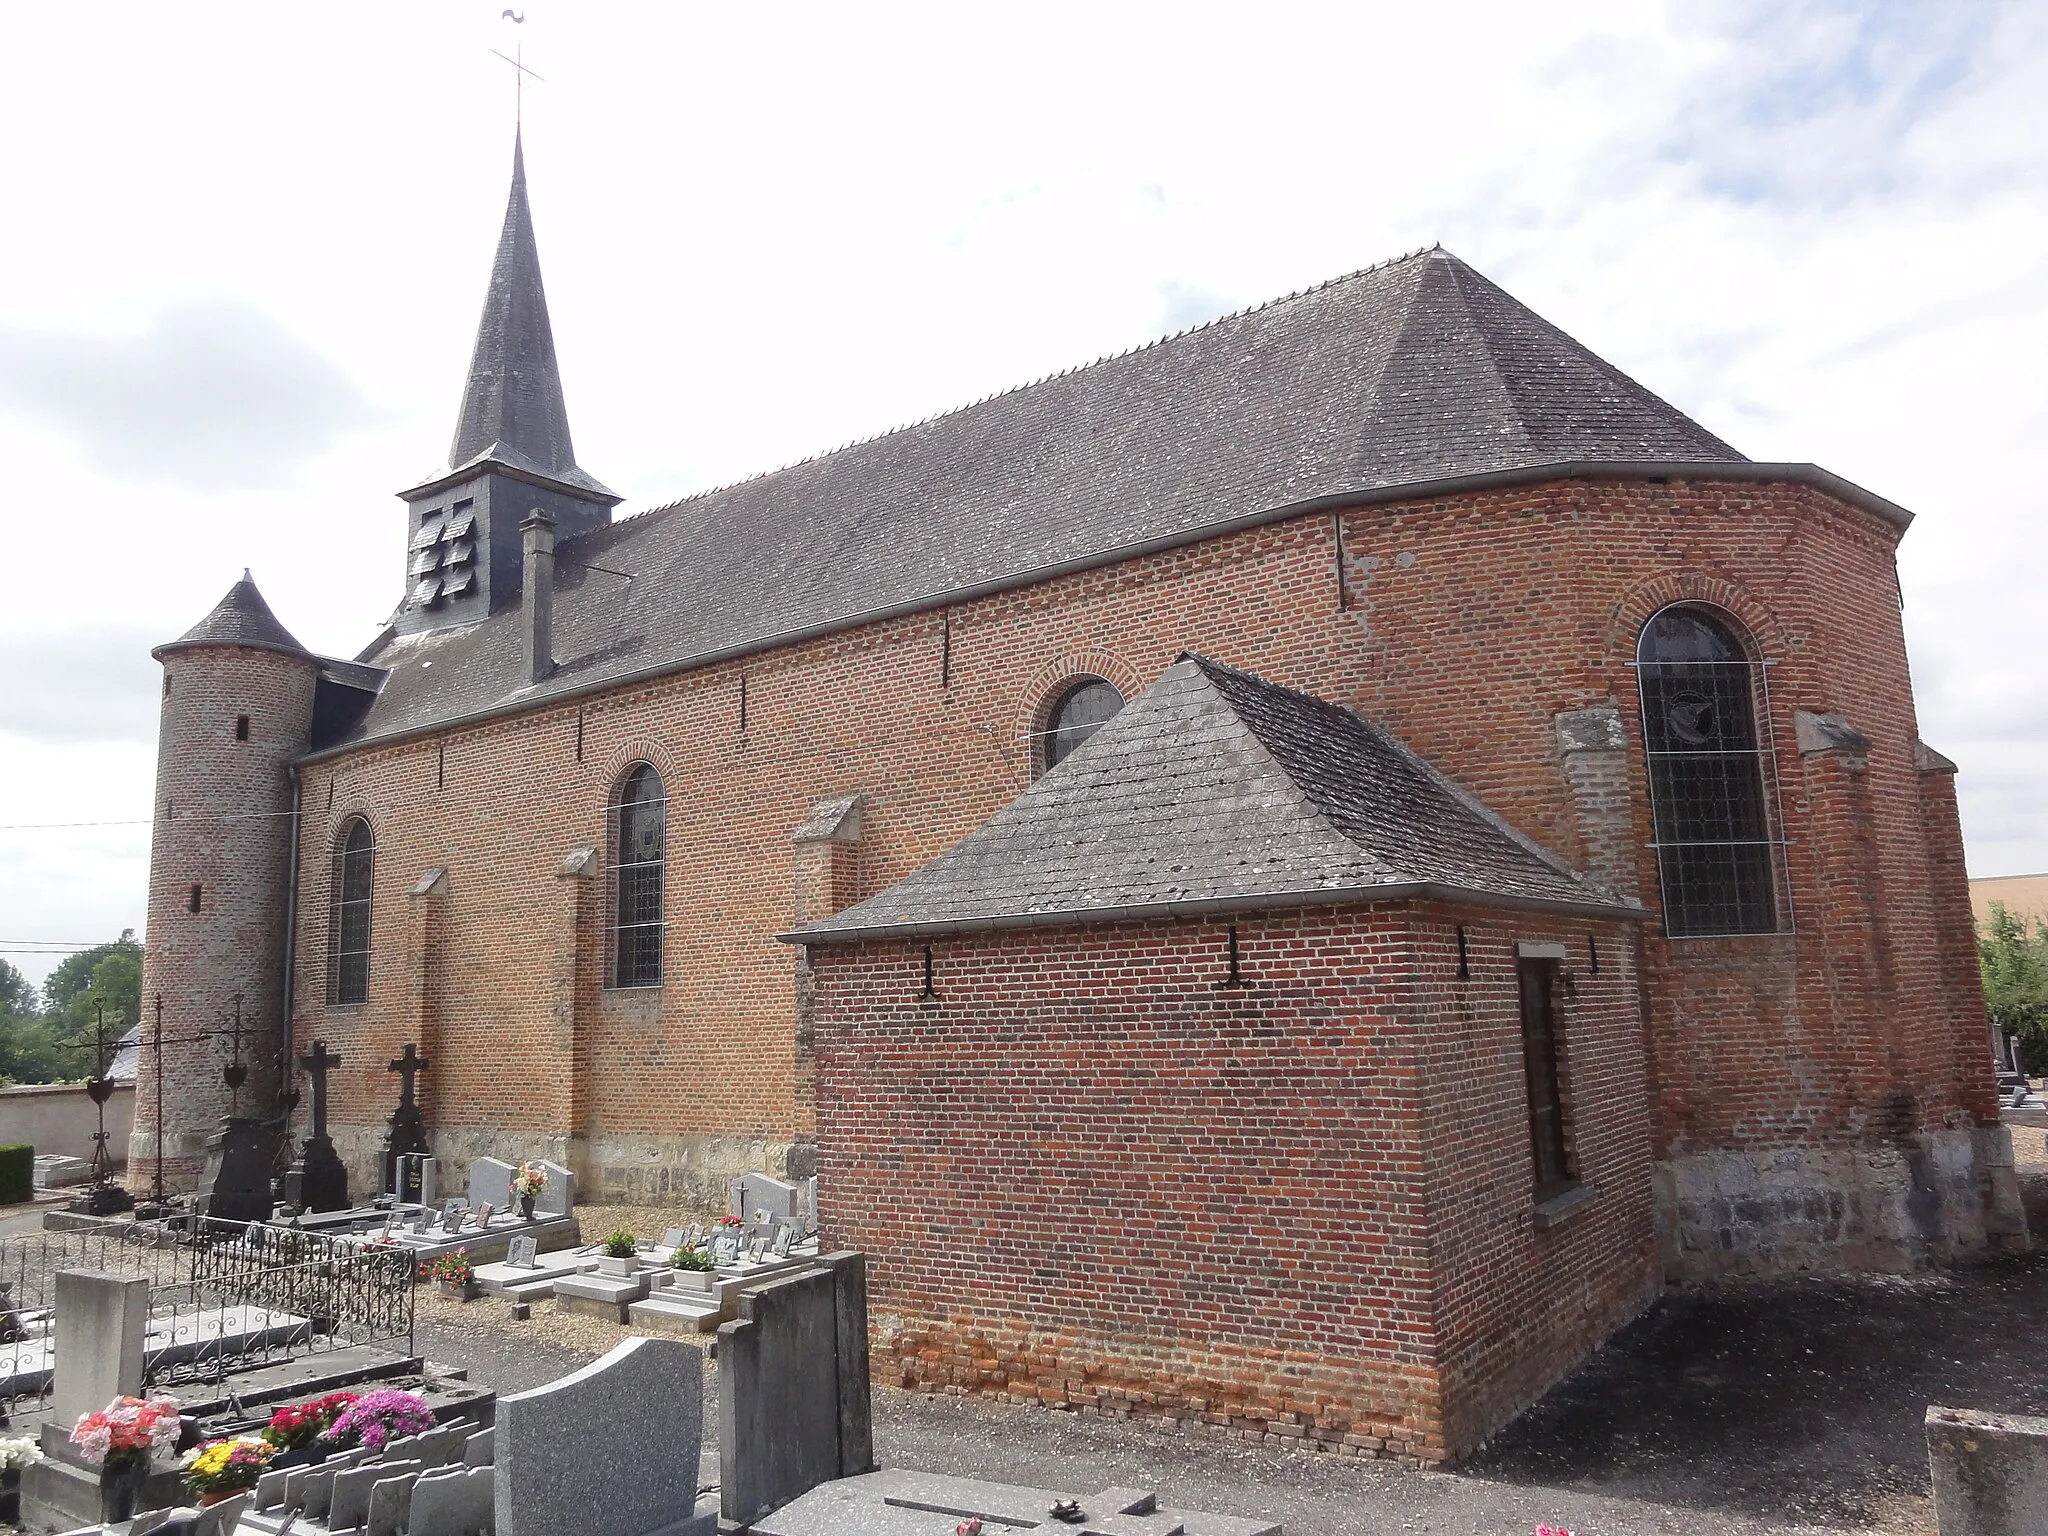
left=1635, top=604, right=1782, bottom=937
left=327, top=814, right=375, bottom=1006
left=1019, top=651, right=1145, bottom=778
left=607, top=760, right=667, bottom=989
left=1602, top=571, right=1789, bottom=673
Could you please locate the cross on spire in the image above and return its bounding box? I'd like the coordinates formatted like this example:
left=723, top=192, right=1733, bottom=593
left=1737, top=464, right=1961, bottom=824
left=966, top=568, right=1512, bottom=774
left=490, top=9, right=543, bottom=130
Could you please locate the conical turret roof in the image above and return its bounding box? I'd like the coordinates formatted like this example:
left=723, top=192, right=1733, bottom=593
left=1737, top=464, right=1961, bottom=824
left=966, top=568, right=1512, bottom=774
left=433, top=131, right=614, bottom=499
left=154, top=571, right=311, bottom=659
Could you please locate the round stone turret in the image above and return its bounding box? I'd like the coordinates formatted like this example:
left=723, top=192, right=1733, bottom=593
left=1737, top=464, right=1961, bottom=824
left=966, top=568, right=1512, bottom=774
left=129, top=572, right=320, bottom=1195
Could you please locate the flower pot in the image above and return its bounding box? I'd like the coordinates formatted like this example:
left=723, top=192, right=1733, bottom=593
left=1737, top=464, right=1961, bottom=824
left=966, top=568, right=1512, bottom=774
left=671, top=1269, right=715, bottom=1295
left=197, top=1488, right=241, bottom=1507
left=597, top=1255, right=640, bottom=1277
left=519, top=1194, right=537, bottom=1221
left=1, top=1466, right=21, bottom=1527
left=100, top=1456, right=151, bottom=1525
left=439, top=1279, right=479, bottom=1301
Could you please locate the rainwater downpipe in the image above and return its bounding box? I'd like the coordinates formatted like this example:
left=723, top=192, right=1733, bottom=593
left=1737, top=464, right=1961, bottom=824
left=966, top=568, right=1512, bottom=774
left=279, top=764, right=302, bottom=1094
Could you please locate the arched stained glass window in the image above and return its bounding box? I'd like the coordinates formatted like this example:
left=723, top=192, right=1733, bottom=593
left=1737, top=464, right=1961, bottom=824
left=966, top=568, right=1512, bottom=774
left=1043, top=678, right=1124, bottom=772
left=1636, top=608, right=1779, bottom=936
left=609, top=763, right=666, bottom=988
left=328, top=817, right=374, bottom=1005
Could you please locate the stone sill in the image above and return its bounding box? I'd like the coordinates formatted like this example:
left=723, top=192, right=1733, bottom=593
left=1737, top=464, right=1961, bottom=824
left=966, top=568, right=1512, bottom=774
left=1533, top=1183, right=1599, bottom=1231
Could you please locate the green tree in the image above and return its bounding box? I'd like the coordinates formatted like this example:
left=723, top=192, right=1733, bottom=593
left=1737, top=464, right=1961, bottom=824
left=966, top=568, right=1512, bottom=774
left=1979, top=902, right=2048, bottom=1073
left=0, top=957, right=66, bottom=1086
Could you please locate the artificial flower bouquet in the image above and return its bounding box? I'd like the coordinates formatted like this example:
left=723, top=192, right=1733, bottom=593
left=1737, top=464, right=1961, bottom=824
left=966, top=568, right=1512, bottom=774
left=423, top=1251, right=476, bottom=1288
left=260, top=1391, right=360, bottom=1453
left=0, top=1436, right=42, bottom=1472
left=318, top=1389, right=434, bottom=1454
left=182, top=1437, right=274, bottom=1500
left=510, top=1162, right=548, bottom=1200
left=68, top=1395, right=183, bottom=1472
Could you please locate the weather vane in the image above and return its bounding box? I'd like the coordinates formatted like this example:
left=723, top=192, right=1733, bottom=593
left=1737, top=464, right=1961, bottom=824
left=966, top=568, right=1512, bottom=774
left=491, top=9, right=545, bottom=129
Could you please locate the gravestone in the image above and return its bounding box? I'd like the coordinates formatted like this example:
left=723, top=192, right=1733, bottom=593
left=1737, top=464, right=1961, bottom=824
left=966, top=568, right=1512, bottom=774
left=507, top=1236, right=539, bottom=1269
left=535, top=1159, right=574, bottom=1217
left=476, top=1202, right=495, bottom=1229
left=731, top=1173, right=797, bottom=1228
left=52, top=1270, right=149, bottom=1426
left=718, top=1252, right=874, bottom=1527
left=389, top=1152, right=438, bottom=1209
left=440, top=1200, right=468, bottom=1233
left=771, top=1223, right=795, bottom=1259
left=799, top=1175, right=819, bottom=1236
left=496, top=1336, right=714, bottom=1536
left=285, top=1040, right=351, bottom=1212
left=661, top=1229, right=686, bottom=1250
left=195, top=1117, right=283, bottom=1227
left=379, top=1044, right=432, bottom=1200
left=468, top=1157, right=515, bottom=1211
left=411, top=1465, right=494, bottom=1536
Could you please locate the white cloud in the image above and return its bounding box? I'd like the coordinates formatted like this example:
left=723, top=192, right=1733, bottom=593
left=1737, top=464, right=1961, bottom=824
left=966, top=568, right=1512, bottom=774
left=0, top=0, right=2044, bottom=972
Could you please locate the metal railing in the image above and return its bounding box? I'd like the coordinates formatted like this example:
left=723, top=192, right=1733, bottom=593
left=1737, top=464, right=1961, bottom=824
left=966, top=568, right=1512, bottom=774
left=0, top=1216, right=414, bottom=1419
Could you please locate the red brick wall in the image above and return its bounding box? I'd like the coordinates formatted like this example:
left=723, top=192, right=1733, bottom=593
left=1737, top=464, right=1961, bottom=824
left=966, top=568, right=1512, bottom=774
left=802, top=903, right=1652, bottom=1459
left=280, top=475, right=1998, bottom=1253
left=133, top=644, right=320, bottom=1190
left=1407, top=911, right=1658, bottom=1449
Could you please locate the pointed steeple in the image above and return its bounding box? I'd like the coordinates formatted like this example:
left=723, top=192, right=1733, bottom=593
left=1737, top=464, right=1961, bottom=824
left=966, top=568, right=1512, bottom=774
left=444, top=132, right=612, bottom=498
left=154, top=570, right=312, bottom=659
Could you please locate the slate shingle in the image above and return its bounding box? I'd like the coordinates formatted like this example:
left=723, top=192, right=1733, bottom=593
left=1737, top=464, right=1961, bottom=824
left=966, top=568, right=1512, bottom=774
left=787, top=656, right=1640, bottom=942
left=156, top=571, right=310, bottom=658
left=341, top=247, right=1746, bottom=750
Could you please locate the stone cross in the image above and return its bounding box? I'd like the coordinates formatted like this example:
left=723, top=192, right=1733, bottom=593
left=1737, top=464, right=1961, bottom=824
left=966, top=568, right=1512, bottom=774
left=299, top=1040, right=343, bottom=1140
left=389, top=1044, right=430, bottom=1109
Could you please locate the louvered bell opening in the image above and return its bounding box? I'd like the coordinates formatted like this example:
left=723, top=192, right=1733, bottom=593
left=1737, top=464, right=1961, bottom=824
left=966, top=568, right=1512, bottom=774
left=446, top=509, right=477, bottom=540
left=441, top=566, right=476, bottom=597
left=410, top=521, right=446, bottom=551
left=412, top=574, right=444, bottom=606
left=445, top=537, right=476, bottom=566
left=409, top=548, right=444, bottom=577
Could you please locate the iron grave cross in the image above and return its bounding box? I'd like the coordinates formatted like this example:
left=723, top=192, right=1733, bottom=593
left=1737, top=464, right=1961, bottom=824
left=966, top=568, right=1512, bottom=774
left=298, top=1040, right=343, bottom=1141
left=388, top=1043, right=430, bottom=1111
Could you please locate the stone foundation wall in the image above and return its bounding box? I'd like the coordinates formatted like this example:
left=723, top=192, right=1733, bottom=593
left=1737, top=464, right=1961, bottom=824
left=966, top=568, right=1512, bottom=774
left=326, top=1122, right=803, bottom=1213
left=1655, top=1126, right=2027, bottom=1282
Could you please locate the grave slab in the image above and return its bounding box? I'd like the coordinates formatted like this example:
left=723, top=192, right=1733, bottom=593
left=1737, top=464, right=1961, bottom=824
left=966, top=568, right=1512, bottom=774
left=750, top=1470, right=1282, bottom=1536
left=554, top=1270, right=653, bottom=1321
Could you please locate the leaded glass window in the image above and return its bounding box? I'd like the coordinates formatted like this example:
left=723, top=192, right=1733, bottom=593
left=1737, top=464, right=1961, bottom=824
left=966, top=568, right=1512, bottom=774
left=609, top=763, right=666, bottom=988
left=1637, top=608, right=1779, bottom=936
left=328, top=817, right=374, bottom=1005
left=1043, top=679, right=1124, bottom=772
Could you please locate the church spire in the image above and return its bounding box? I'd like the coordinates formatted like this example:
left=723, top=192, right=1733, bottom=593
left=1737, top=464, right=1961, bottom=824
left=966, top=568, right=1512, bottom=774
left=447, top=130, right=599, bottom=490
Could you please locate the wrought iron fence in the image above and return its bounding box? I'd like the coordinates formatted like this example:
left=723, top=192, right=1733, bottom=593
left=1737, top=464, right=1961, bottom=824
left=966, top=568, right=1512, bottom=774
left=0, top=1217, right=414, bottom=1419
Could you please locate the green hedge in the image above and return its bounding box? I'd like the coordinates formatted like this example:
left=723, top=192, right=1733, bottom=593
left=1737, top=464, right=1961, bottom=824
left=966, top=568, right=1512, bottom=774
left=0, top=1144, right=32, bottom=1205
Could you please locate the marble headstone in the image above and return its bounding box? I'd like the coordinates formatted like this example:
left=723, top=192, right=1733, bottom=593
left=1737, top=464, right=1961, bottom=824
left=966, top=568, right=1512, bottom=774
left=730, top=1172, right=796, bottom=1228
left=496, top=1337, right=712, bottom=1536
left=536, top=1160, right=574, bottom=1217
left=468, top=1157, right=516, bottom=1211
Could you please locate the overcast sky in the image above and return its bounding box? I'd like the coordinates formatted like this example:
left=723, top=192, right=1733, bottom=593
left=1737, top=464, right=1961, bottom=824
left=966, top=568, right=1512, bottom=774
left=2, top=1, right=2044, bottom=988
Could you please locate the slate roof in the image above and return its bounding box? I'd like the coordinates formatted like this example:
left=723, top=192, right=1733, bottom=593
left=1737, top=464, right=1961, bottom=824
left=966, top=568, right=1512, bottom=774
left=155, top=571, right=311, bottom=659
left=785, top=656, right=1642, bottom=943
left=336, top=245, right=1757, bottom=753
left=416, top=131, right=614, bottom=502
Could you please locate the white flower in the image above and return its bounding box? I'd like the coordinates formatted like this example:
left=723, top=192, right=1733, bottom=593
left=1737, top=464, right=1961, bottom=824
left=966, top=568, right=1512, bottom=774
left=0, top=1437, right=42, bottom=1471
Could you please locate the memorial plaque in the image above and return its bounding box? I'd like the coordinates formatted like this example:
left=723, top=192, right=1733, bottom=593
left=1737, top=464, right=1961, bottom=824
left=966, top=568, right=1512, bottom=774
left=770, top=1223, right=795, bottom=1259
left=711, top=1232, right=740, bottom=1267
left=507, top=1235, right=539, bottom=1269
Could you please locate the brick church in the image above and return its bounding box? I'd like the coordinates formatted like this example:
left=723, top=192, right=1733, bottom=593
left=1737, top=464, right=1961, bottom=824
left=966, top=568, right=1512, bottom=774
left=132, top=137, right=2025, bottom=1458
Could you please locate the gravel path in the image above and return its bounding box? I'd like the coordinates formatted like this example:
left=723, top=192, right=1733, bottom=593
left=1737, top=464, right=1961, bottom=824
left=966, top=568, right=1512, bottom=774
left=390, top=1136, right=2048, bottom=1536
